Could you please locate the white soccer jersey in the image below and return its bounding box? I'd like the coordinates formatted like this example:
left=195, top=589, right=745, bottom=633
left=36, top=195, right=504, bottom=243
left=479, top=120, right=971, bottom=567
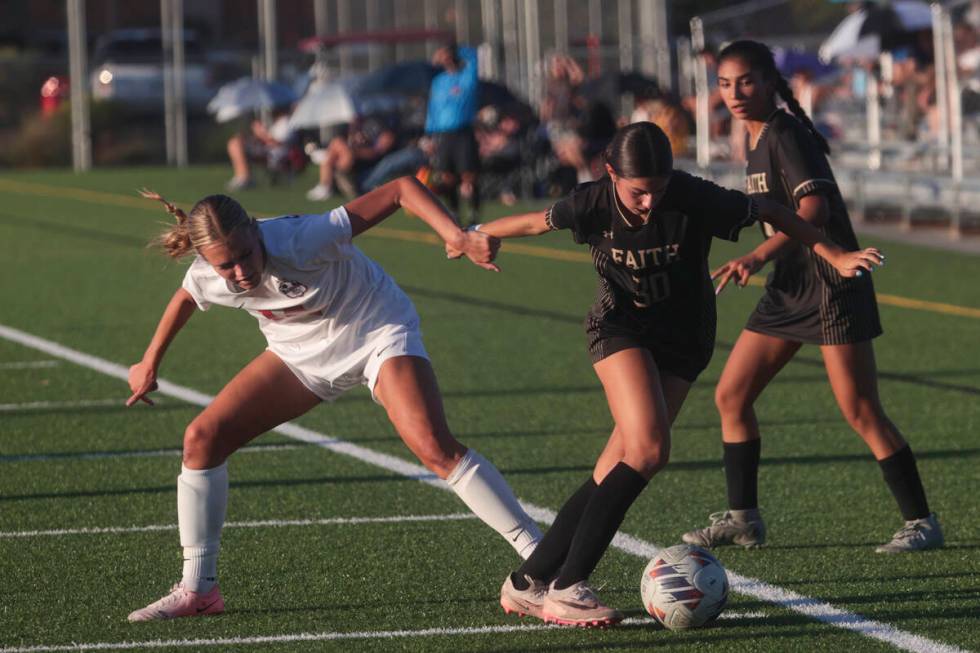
left=181, top=207, right=421, bottom=393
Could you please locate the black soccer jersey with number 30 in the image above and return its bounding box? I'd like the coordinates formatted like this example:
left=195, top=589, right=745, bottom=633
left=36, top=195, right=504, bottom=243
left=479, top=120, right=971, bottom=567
left=546, top=171, right=757, bottom=380
left=744, top=110, right=881, bottom=344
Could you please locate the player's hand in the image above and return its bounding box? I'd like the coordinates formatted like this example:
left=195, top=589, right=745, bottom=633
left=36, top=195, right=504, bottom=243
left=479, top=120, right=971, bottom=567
left=445, top=241, right=464, bottom=260
left=711, top=253, right=764, bottom=295
left=126, top=360, right=158, bottom=407
left=457, top=230, right=501, bottom=272
left=833, top=247, right=884, bottom=278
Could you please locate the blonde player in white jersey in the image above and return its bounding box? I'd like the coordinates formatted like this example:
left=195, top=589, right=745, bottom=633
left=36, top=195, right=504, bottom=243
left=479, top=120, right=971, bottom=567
left=125, top=176, right=542, bottom=622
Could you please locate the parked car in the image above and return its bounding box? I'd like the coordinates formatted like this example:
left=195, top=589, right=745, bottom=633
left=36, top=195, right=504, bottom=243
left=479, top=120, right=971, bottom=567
left=89, top=28, right=216, bottom=113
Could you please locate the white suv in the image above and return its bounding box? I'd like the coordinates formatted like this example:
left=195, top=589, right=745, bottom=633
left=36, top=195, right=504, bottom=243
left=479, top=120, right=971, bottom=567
left=89, top=28, right=215, bottom=113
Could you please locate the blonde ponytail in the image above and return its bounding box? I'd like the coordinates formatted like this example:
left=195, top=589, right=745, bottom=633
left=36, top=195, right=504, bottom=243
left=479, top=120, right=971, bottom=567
left=139, top=188, right=256, bottom=259
left=141, top=188, right=195, bottom=258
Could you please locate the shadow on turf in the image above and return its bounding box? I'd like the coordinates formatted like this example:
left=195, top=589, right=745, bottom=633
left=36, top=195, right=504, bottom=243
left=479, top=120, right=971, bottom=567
left=0, top=442, right=310, bottom=464
left=771, top=570, right=980, bottom=587
left=500, top=446, right=980, bottom=477
left=0, top=210, right=147, bottom=248
left=0, top=473, right=422, bottom=502
left=0, top=402, right=192, bottom=418
left=402, top=285, right=980, bottom=397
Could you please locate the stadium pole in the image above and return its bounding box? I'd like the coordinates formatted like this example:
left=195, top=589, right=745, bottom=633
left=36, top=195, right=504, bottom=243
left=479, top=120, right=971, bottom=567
left=314, top=0, right=329, bottom=43
left=501, top=0, right=521, bottom=96
left=260, top=0, right=278, bottom=81
left=455, top=0, right=470, bottom=46
left=162, top=0, right=176, bottom=165
left=553, top=0, right=568, bottom=54
left=940, top=7, right=964, bottom=238
left=617, top=0, right=633, bottom=72
left=172, top=0, right=187, bottom=166
left=67, top=0, right=91, bottom=172
left=524, top=0, right=541, bottom=107
left=931, top=3, right=950, bottom=173
left=425, top=0, right=439, bottom=57
left=690, top=16, right=710, bottom=169
left=480, top=0, right=501, bottom=79
left=367, top=0, right=382, bottom=70
left=337, top=0, right=352, bottom=76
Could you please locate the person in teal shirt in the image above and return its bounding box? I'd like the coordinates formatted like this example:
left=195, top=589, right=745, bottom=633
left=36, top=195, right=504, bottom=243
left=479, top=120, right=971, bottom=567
left=425, top=43, right=481, bottom=225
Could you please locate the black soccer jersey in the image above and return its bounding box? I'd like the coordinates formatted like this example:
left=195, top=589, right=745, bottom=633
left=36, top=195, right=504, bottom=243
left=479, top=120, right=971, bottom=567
left=546, top=171, right=757, bottom=377
left=744, top=110, right=881, bottom=344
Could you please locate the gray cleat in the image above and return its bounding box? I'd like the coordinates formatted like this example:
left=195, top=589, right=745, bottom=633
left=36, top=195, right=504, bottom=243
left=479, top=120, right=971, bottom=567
left=500, top=573, right=549, bottom=620
left=682, top=509, right=766, bottom=549
left=875, top=513, right=944, bottom=553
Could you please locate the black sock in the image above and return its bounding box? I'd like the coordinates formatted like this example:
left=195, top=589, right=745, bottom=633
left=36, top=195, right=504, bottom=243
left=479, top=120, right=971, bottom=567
left=878, top=445, right=930, bottom=520
left=513, top=477, right=598, bottom=590
left=724, top=440, right=761, bottom=510
left=552, top=462, right=648, bottom=589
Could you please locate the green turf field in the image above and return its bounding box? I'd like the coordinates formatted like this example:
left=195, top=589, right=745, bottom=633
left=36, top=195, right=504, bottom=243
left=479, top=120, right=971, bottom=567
left=1, top=166, right=978, bottom=652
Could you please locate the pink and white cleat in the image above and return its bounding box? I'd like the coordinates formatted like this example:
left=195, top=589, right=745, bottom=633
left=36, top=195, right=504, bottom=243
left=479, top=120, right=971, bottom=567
left=127, top=582, right=224, bottom=622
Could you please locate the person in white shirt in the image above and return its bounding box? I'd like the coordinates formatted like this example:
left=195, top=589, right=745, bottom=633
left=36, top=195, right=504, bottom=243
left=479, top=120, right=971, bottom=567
left=226, top=109, right=296, bottom=191
left=126, top=176, right=542, bottom=622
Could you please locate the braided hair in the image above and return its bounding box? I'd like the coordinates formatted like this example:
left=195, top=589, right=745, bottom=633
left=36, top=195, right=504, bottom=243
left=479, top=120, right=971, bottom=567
left=140, top=189, right=257, bottom=259
left=718, top=40, right=831, bottom=155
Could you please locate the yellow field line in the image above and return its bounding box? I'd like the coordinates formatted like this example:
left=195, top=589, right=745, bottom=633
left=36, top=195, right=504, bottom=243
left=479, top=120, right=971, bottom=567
left=2, top=177, right=978, bottom=319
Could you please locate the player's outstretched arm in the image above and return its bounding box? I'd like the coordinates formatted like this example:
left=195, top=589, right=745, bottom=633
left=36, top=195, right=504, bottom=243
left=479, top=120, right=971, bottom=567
left=127, top=288, right=197, bottom=407
left=444, top=211, right=550, bottom=260
left=714, top=194, right=827, bottom=295
left=755, top=197, right=883, bottom=279
left=344, top=176, right=500, bottom=271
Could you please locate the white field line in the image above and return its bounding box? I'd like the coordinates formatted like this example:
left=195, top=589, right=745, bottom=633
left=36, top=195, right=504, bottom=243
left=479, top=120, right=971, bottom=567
left=0, top=398, right=129, bottom=412
left=0, top=443, right=304, bottom=464
left=0, top=615, right=777, bottom=653
left=0, top=323, right=967, bottom=653
left=0, top=512, right=476, bottom=539
left=0, top=360, right=59, bottom=370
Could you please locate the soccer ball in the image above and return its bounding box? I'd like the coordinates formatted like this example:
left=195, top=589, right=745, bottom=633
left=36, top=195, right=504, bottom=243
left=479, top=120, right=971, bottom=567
left=640, top=544, right=729, bottom=630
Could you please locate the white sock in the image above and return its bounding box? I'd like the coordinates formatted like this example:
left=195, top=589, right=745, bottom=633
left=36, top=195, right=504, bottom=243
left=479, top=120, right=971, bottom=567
left=177, top=462, right=228, bottom=592
left=445, top=450, right=542, bottom=559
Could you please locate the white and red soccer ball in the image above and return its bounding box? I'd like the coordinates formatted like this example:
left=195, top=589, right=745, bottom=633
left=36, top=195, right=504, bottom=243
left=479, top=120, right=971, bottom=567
left=641, top=544, right=729, bottom=630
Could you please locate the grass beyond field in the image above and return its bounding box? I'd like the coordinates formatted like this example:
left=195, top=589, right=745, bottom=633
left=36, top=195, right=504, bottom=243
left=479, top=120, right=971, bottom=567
left=0, top=165, right=978, bottom=653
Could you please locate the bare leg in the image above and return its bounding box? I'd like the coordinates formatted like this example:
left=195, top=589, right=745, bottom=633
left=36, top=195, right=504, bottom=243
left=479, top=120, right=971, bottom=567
left=374, top=355, right=541, bottom=556
left=373, top=355, right=466, bottom=478
left=319, top=137, right=354, bottom=190
left=715, top=330, right=802, bottom=444
left=592, top=348, right=679, bottom=480
left=183, top=350, right=321, bottom=469
left=593, top=372, right=691, bottom=483
left=226, top=134, right=251, bottom=182
left=821, top=341, right=906, bottom=459
left=132, top=351, right=321, bottom=616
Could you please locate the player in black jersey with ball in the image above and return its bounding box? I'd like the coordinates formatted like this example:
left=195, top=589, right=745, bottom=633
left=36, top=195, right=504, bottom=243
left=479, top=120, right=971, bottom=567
left=449, top=121, right=881, bottom=626
left=682, top=40, right=943, bottom=555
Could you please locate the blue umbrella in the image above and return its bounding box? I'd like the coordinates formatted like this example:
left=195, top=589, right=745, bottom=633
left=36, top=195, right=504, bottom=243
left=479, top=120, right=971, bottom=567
left=207, top=77, right=298, bottom=123
left=773, top=48, right=836, bottom=79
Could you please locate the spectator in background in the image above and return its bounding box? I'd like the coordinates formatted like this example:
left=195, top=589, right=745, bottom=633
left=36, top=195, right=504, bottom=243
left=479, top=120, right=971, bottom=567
left=540, top=54, right=592, bottom=188
left=225, top=107, right=296, bottom=192
left=953, top=20, right=980, bottom=121
left=629, top=86, right=692, bottom=157
left=306, top=116, right=398, bottom=201
left=425, top=43, right=481, bottom=226
left=475, top=106, right=523, bottom=206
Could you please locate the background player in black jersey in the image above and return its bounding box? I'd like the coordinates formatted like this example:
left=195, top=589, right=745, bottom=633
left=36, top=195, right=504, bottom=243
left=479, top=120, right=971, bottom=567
left=682, top=40, right=943, bottom=555
left=449, top=121, right=881, bottom=626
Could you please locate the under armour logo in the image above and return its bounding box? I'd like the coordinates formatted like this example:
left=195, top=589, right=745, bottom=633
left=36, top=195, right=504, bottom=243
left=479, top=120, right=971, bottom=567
left=603, top=230, right=614, bottom=240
